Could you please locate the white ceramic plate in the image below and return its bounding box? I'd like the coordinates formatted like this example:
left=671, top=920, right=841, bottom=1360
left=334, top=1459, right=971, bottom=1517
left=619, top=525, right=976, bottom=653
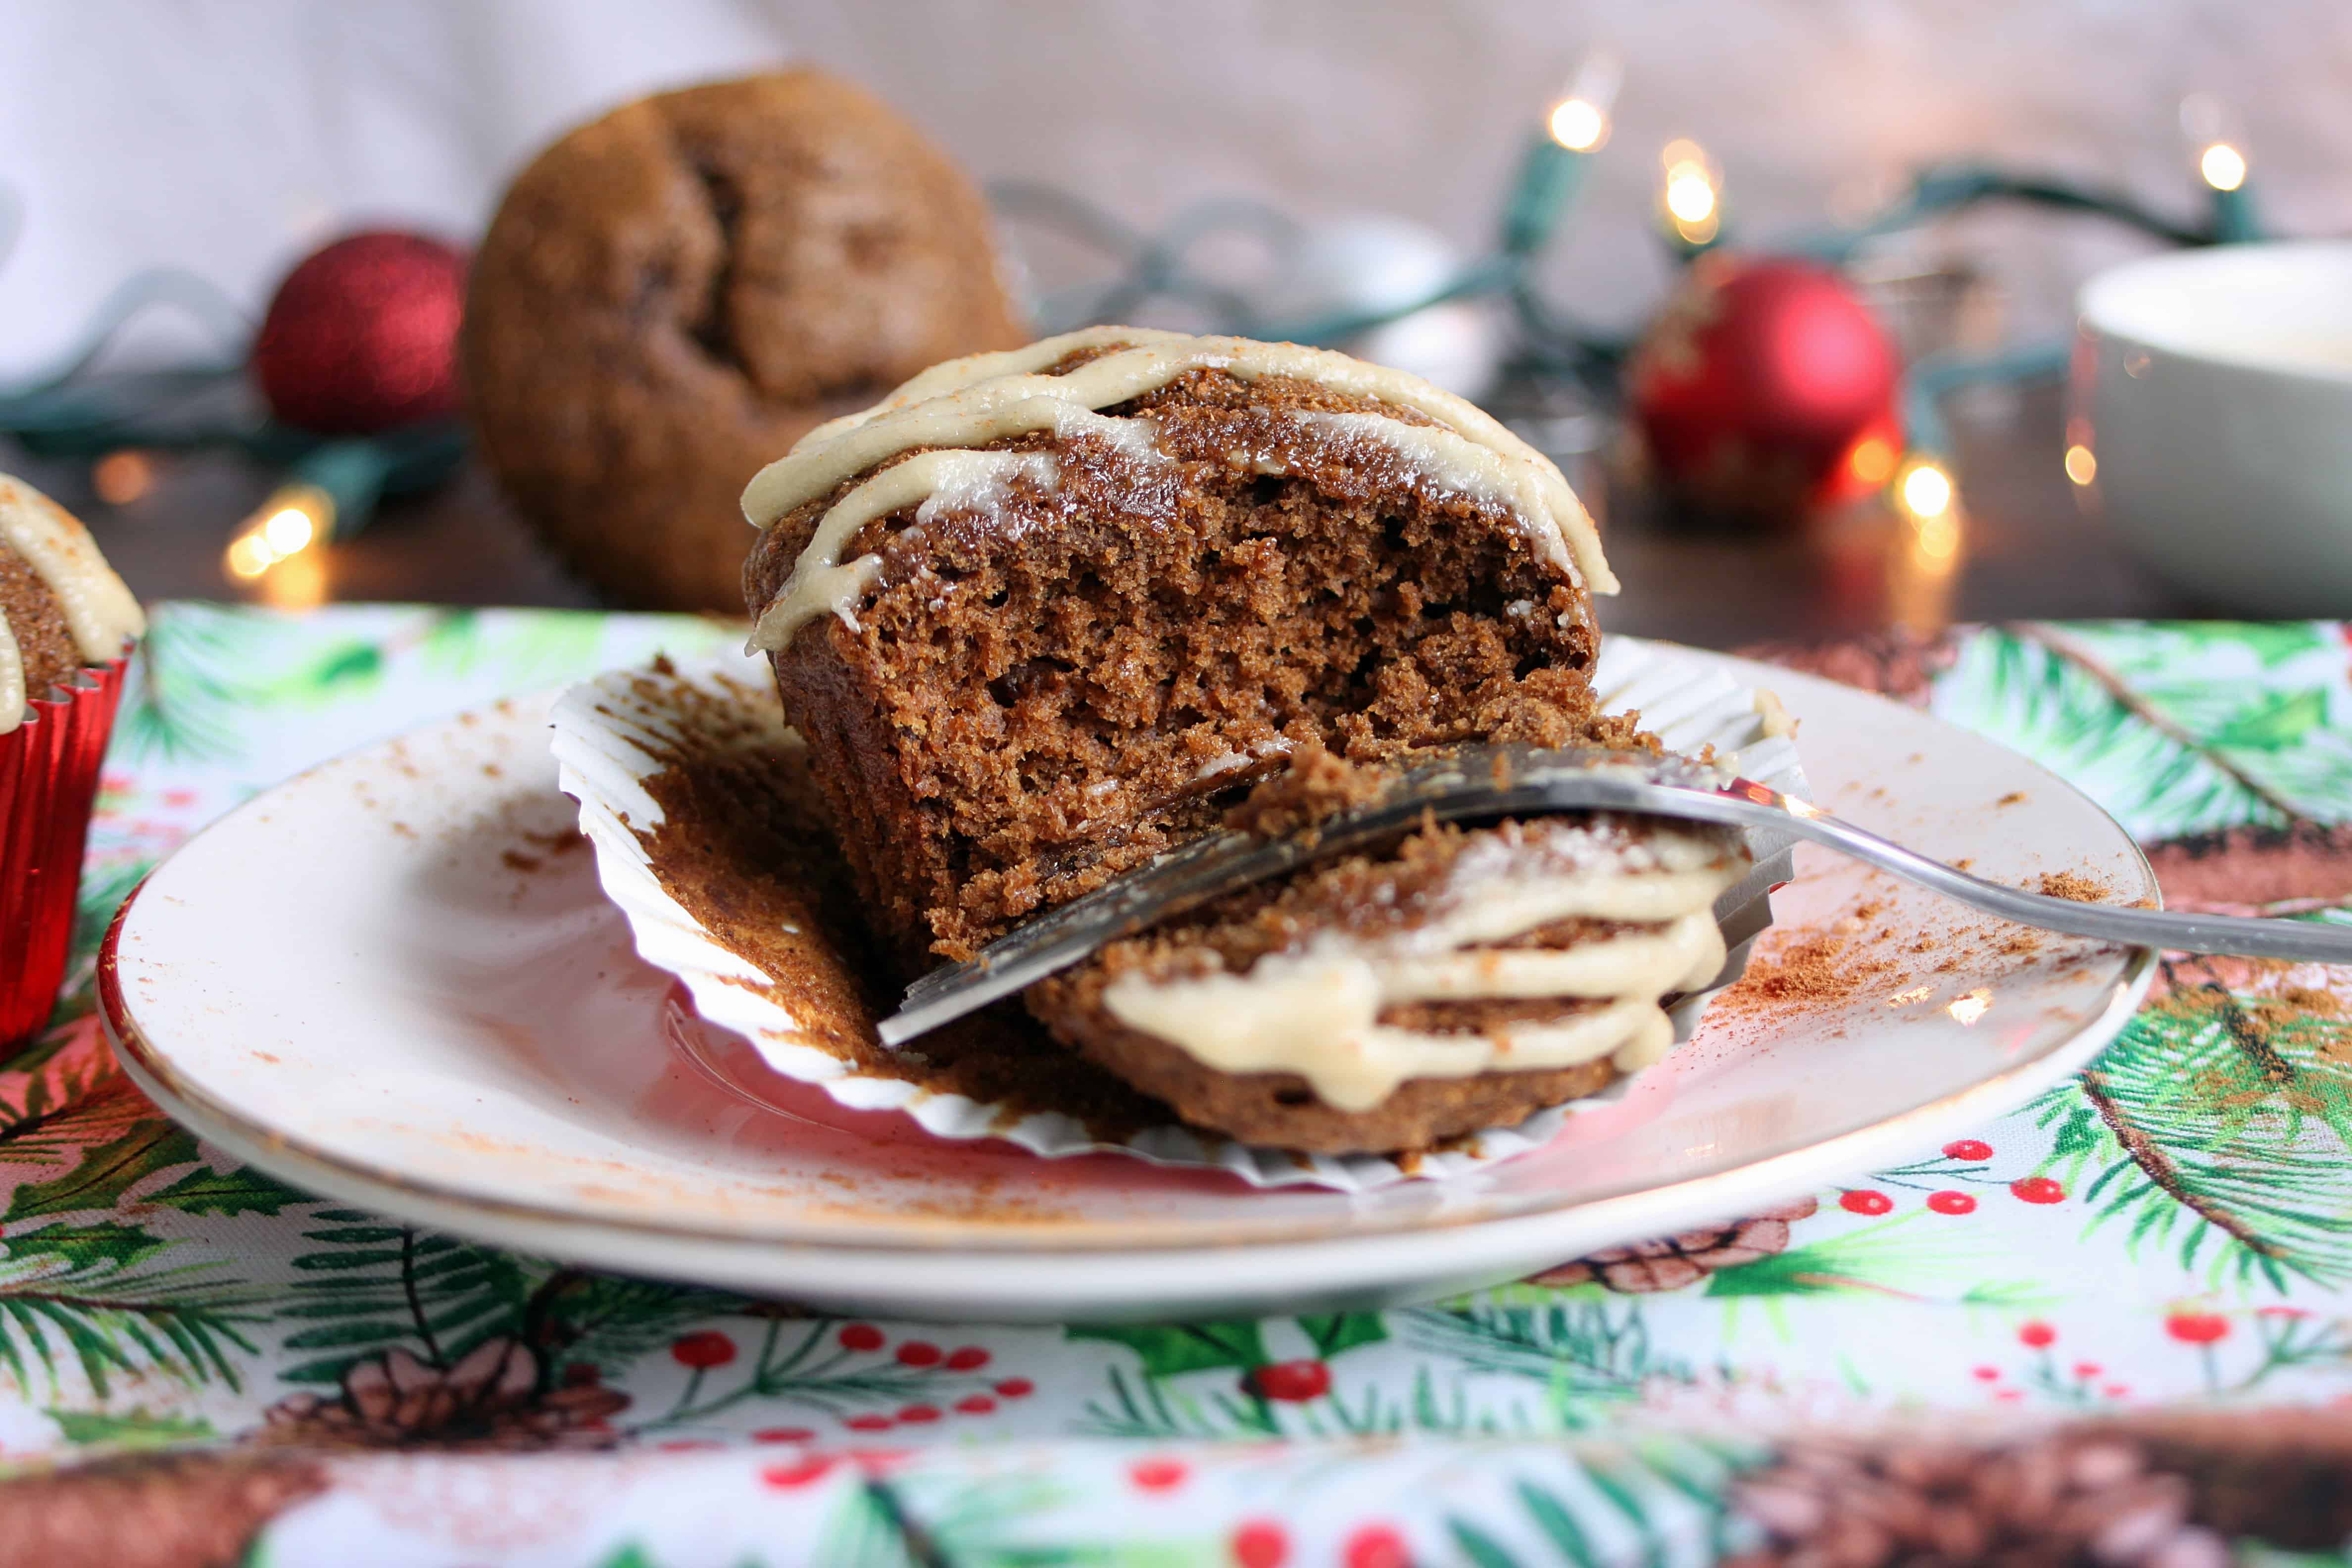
left=101, top=653, right=2156, bottom=1323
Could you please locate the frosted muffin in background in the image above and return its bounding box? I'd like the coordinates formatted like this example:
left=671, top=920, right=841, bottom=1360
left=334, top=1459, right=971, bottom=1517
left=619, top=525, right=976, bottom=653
left=0, top=474, right=144, bottom=1047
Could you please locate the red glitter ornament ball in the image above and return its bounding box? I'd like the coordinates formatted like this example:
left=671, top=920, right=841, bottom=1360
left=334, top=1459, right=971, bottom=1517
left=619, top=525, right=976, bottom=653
left=252, top=230, right=468, bottom=435
left=1628, top=253, right=1900, bottom=526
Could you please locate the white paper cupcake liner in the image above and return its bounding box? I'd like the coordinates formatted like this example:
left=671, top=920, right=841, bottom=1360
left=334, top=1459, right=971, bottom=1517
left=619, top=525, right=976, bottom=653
left=551, top=639, right=1808, bottom=1191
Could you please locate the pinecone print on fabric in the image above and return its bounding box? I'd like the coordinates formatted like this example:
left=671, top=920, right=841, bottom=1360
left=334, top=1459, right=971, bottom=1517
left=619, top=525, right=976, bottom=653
left=1526, top=1198, right=1818, bottom=1292
left=1736, top=629, right=1960, bottom=708
left=1723, top=1431, right=2230, bottom=1568
left=255, top=1338, right=627, bottom=1452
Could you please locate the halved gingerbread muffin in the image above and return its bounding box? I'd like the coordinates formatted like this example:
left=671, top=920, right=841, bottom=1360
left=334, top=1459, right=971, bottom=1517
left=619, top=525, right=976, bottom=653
left=740, top=326, right=1626, bottom=972
left=731, top=328, right=1764, bottom=1153
left=1025, top=812, right=1751, bottom=1152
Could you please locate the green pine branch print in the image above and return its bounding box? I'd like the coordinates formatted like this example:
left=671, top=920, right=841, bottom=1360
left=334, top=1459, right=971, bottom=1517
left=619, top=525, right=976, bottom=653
left=1443, top=1438, right=1764, bottom=1568
left=116, top=603, right=299, bottom=765
left=0, top=1053, right=157, bottom=1171
left=1935, top=626, right=2305, bottom=840
left=1398, top=1298, right=1687, bottom=1428
left=2034, top=960, right=2352, bottom=1290
left=2050, top=622, right=2352, bottom=822
left=276, top=1217, right=533, bottom=1386
left=0, top=1220, right=265, bottom=1397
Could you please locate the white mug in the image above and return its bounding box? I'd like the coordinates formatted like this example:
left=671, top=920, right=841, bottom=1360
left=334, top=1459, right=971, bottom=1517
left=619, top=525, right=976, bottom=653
left=2072, top=242, right=2352, bottom=619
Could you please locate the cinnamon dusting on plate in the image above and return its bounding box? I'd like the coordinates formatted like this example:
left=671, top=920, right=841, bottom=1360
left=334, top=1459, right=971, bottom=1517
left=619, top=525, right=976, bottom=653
left=2037, top=871, right=2111, bottom=903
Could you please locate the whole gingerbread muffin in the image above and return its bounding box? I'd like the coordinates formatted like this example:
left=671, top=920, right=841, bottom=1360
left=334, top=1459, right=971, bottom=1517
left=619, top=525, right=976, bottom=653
left=463, top=71, right=1028, bottom=611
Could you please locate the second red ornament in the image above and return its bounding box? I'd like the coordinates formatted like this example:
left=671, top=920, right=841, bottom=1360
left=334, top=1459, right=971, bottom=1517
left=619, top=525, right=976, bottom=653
left=251, top=230, right=469, bottom=437
left=1627, top=253, right=1901, bottom=528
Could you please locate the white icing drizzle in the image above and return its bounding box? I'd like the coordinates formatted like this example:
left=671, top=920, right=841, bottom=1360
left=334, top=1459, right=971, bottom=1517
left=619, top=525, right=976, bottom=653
left=744, top=326, right=1614, bottom=654
left=0, top=474, right=143, bottom=734
left=1290, top=410, right=1554, bottom=533
left=1099, top=818, right=1744, bottom=1112
left=762, top=449, right=1061, bottom=638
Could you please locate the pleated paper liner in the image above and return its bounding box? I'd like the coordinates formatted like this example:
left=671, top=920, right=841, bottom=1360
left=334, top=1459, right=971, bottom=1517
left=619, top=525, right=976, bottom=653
left=1, top=655, right=130, bottom=1049
left=551, top=641, right=1809, bottom=1192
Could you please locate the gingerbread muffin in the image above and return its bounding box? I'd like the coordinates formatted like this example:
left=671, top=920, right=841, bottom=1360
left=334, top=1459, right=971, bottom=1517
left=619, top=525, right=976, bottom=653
left=465, top=70, right=1028, bottom=612
left=742, top=326, right=1625, bottom=972
left=1, top=474, right=143, bottom=1048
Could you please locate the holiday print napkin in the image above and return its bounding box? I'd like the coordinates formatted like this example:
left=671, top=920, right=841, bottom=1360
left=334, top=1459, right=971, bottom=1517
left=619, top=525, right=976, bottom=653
left=3, top=604, right=2351, bottom=1567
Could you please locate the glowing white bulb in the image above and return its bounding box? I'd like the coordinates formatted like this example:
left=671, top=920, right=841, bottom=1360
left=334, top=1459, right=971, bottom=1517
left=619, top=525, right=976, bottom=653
left=262, top=506, right=315, bottom=556
left=1899, top=462, right=1955, bottom=520
left=222, top=485, right=334, bottom=583
left=1548, top=49, right=1622, bottom=151
left=2200, top=142, right=2247, bottom=192
left=1549, top=98, right=1607, bottom=151
left=1665, top=168, right=1717, bottom=225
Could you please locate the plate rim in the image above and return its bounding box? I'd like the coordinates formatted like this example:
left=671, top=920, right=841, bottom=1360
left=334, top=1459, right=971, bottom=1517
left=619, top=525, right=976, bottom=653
left=99, top=644, right=2160, bottom=1289
left=107, top=933, right=2151, bottom=1319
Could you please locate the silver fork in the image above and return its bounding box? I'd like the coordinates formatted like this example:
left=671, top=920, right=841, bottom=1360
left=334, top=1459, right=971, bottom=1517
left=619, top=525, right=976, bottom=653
left=876, top=743, right=2352, bottom=1046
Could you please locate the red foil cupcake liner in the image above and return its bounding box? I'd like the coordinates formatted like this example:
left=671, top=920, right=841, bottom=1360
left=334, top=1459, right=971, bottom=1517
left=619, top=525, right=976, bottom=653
left=1, top=656, right=129, bottom=1050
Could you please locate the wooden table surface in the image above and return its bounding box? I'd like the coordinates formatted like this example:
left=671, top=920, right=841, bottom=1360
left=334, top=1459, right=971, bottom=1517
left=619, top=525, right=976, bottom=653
left=17, top=382, right=2207, bottom=651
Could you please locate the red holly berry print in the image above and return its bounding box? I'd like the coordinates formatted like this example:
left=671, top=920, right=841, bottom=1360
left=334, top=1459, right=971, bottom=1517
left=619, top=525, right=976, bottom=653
left=1246, top=1360, right=1333, bottom=1402
left=895, top=1341, right=942, bottom=1368
left=761, top=1458, right=839, bottom=1489
left=1231, top=1519, right=1289, bottom=1568
left=1926, top=1190, right=1977, bottom=1215
left=2166, top=1312, right=2230, bottom=1344
left=897, top=1404, right=940, bottom=1423
left=2073, top=1363, right=2101, bottom=1379
left=995, top=1377, right=1034, bottom=1398
left=1343, top=1524, right=1411, bottom=1568
left=1942, top=1139, right=1992, bottom=1161
left=1129, top=1457, right=1188, bottom=1492
left=2017, top=1321, right=2056, bottom=1348
left=1839, top=1188, right=1894, bottom=1215
left=839, top=1323, right=886, bottom=1352
left=845, top=1413, right=893, bottom=1432
left=956, top=1395, right=997, bottom=1415
left=2010, top=1176, right=2066, bottom=1204
left=669, top=1331, right=736, bottom=1370
left=1971, top=1366, right=2000, bottom=1381
left=945, top=1346, right=991, bottom=1371
left=754, top=1426, right=816, bottom=1444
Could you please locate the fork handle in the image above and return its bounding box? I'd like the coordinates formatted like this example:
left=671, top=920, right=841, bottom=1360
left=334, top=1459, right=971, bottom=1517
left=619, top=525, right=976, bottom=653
left=1679, top=790, right=2352, bottom=964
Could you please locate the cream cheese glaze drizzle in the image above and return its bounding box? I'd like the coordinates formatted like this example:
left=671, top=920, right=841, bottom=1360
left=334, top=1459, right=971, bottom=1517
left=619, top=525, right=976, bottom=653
left=0, top=475, right=145, bottom=733
left=743, top=326, right=1615, bottom=654
left=1098, top=817, right=1747, bottom=1112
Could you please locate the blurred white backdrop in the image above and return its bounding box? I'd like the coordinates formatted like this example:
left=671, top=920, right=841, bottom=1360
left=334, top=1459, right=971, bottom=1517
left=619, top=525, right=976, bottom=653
left=3, top=0, right=2346, bottom=374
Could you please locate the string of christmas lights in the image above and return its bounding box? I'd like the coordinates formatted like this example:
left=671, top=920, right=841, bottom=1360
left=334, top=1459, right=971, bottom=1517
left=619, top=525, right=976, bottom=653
left=0, top=69, right=2272, bottom=590
left=990, top=59, right=2266, bottom=527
